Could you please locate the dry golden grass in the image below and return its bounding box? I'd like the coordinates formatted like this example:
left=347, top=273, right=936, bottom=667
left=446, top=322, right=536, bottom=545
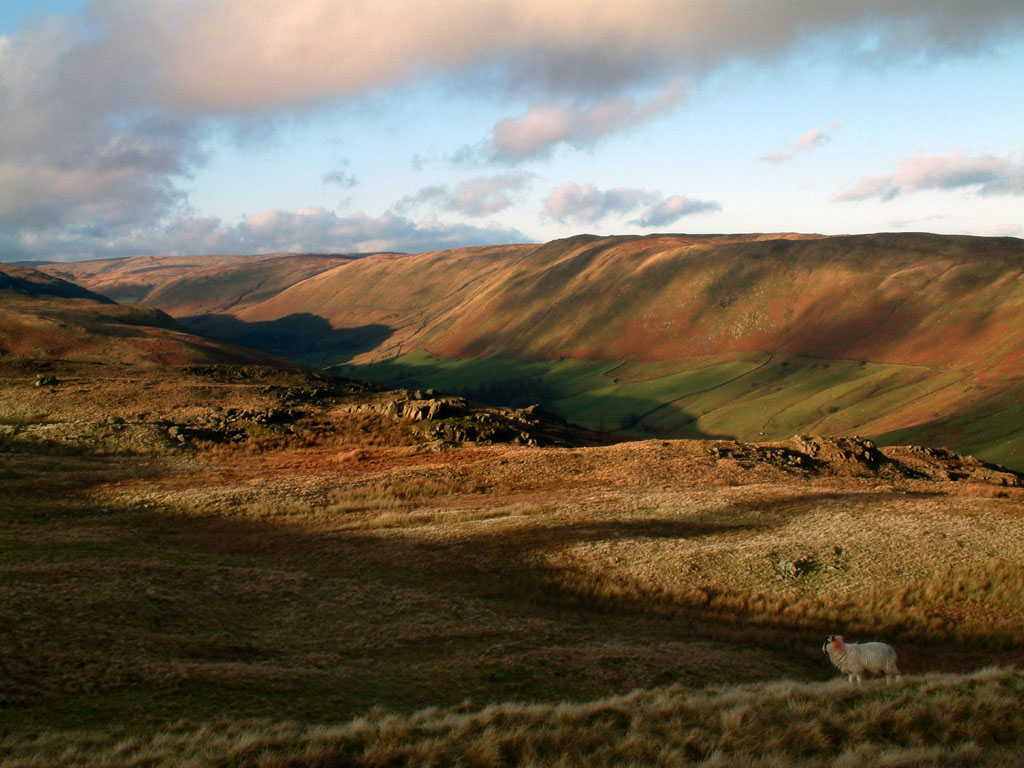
left=3, top=669, right=1023, bottom=767
left=4, top=360, right=1024, bottom=766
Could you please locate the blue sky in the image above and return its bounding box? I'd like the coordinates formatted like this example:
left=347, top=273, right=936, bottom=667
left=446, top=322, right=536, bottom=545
left=1, top=1, right=1022, bottom=262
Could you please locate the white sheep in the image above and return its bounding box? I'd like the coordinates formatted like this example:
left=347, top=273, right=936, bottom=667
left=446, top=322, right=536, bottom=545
left=822, top=634, right=901, bottom=685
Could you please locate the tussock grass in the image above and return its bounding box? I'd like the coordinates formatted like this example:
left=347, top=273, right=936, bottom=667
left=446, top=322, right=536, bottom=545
left=245, top=496, right=543, bottom=528
left=243, top=473, right=496, bottom=521
left=546, top=555, right=1024, bottom=647
left=3, top=669, right=1023, bottom=767
left=324, top=475, right=488, bottom=513
left=356, top=502, right=546, bottom=530
left=6, top=363, right=1024, bottom=766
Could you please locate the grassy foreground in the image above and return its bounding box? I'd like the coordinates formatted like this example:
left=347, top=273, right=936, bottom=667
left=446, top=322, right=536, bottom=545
left=4, top=669, right=1023, bottom=767
left=5, top=362, right=1024, bottom=766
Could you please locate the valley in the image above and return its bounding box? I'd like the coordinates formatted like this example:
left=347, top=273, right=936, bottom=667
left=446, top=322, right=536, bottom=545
left=41, top=232, right=1024, bottom=470
left=4, top=238, right=1024, bottom=766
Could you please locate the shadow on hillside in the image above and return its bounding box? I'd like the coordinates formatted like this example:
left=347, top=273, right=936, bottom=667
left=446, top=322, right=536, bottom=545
left=182, top=312, right=393, bottom=366
left=164, top=492, right=1017, bottom=678
left=9, top=467, right=1020, bottom=729
left=343, top=357, right=730, bottom=442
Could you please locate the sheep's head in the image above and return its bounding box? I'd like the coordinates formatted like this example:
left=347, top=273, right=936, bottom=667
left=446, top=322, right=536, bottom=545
left=822, top=635, right=844, bottom=653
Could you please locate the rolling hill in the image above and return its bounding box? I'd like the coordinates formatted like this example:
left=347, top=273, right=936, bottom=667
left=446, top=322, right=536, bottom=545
left=0, top=263, right=292, bottom=367
left=39, top=251, right=359, bottom=307
left=33, top=232, right=1024, bottom=469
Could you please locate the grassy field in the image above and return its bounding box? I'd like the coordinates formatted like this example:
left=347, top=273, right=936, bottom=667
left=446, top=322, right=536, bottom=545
left=337, top=351, right=1024, bottom=471
left=7, top=670, right=1024, bottom=767
left=4, top=360, right=1024, bottom=766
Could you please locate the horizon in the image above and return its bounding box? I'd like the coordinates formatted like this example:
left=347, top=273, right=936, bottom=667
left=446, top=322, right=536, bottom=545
left=2, top=1, right=1023, bottom=263
left=8, top=229, right=1024, bottom=267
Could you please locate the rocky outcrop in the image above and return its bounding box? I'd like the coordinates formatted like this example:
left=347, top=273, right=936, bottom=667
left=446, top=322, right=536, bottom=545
left=705, top=434, right=1022, bottom=487
left=345, top=391, right=605, bottom=448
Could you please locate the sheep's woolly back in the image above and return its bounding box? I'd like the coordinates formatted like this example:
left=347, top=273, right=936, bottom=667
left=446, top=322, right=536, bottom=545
left=823, top=635, right=900, bottom=683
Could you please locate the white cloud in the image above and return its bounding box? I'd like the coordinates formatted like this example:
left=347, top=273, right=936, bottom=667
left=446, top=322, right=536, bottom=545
left=397, top=174, right=533, bottom=217
left=760, top=123, right=840, bottom=164
left=544, top=182, right=719, bottom=226
left=544, top=183, right=657, bottom=224
left=487, top=80, right=687, bottom=162
left=837, top=151, right=1024, bottom=201
left=632, top=195, right=721, bottom=227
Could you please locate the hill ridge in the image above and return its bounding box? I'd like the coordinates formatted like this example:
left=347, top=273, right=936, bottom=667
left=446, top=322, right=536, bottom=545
left=33, top=232, right=1024, bottom=468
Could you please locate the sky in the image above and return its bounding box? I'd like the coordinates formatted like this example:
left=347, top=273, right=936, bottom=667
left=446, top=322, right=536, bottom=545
left=1, top=1, right=1022, bottom=262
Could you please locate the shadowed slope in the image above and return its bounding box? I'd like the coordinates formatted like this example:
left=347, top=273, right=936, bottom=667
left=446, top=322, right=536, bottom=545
left=0, top=264, right=294, bottom=368
left=0, top=263, right=116, bottom=303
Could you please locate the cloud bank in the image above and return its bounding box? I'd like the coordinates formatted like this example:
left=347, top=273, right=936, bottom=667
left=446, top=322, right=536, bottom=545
left=0, top=207, right=530, bottom=263
left=838, top=152, right=1024, bottom=201
left=98, top=1, right=1024, bottom=112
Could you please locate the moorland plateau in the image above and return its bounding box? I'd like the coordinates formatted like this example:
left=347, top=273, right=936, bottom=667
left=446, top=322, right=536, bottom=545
left=4, top=233, right=1024, bottom=766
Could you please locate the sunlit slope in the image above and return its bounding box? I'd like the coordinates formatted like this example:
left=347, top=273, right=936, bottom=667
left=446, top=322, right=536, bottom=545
left=421, top=233, right=1024, bottom=377
left=142, top=253, right=357, bottom=316
left=298, top=232, right=1024, bottom=468
left=230, top=233, right=1024, bottom=374
left=39, top=253, right=287, bottom=304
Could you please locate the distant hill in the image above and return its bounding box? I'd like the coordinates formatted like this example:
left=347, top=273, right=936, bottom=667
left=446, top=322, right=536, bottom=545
left=0, top=264, right=293, bottom=368
left=36, top=233, right=1024, bottom=469
left=0, top=263, right=116, bottom=303
left=39, top=252, right=361, bottom=307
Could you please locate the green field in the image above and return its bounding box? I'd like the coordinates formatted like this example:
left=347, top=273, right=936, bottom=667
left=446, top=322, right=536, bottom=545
left=339, top=351, right=1024, bottom=471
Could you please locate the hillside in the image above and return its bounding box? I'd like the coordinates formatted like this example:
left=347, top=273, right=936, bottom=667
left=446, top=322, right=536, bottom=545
left=3, top=350, right=1024, bottom=766
left=30, top=233, right=1024, bottom=469
left=201, top=233, right=1023, bottom=374
left=0, top=264, right=293, bottom=368
left=0, top=262, right=117, bottom=303
left=38, top=251, right=358, bottom=307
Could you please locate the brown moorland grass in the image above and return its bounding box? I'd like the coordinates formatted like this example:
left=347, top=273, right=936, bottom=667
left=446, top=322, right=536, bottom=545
left=3, top=361, right=1024, bottom=765
left=3, top=669, right=1023, bottom=767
